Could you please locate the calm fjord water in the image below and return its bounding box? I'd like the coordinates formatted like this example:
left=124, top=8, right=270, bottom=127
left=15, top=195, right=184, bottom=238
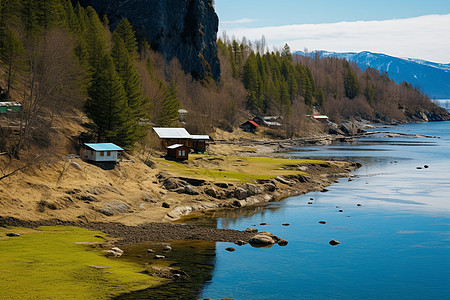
left=199, top=119, right=450, bottom=299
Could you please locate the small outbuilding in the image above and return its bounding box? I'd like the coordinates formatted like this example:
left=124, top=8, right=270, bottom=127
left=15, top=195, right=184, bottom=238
left=84, top=143, right=124, bottom=162
left=167, top=144, right=189, bottom=161
left=240, top=120, right=260, bottom=133
left=189, top=135, right=210, bottom=153
left=0, top=101, right=22, bottom=114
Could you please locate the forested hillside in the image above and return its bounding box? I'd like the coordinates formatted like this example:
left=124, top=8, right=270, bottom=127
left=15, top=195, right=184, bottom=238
left=0, top=0, right=447, bottom=161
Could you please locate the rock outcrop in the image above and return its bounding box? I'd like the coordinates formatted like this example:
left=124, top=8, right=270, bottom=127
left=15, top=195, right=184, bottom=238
left=77, top=0, right=220, bottom=81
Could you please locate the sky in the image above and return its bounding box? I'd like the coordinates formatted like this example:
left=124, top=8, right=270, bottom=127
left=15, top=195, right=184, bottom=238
left=214, top=0, right=450, bottom=63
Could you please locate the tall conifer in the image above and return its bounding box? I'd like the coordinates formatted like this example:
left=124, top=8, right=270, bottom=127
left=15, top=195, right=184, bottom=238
left=85, top=54, right=131, bottom=145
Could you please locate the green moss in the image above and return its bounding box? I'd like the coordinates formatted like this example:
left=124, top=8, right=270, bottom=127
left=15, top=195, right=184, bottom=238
left=0, top=226, right=165, bottom=300
left=155, top=155, right=327, bottom=183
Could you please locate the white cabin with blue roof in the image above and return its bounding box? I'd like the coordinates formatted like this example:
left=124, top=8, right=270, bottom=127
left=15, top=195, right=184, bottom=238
left=84, top=143, right=124, bottom=162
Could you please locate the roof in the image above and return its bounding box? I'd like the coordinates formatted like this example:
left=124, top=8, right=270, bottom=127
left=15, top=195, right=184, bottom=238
left=263, top=121, right=282, bottom=126
left=0, top=101, right=22, bottom=107
left=263, top=116, right=282, bottom=121
left=248, top=120, right=260, bottom=127
left=190, top=135, right=210, bottom=140
left=167, top=144, right=186, bottom=149
left=313, top=115, right=329, bottom=119
left=84, top=143, right=124, bottom=151
left=153, top=127, right=191, bottom=139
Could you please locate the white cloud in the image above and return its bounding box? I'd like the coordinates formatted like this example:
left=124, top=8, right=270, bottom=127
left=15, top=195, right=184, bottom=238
left=222, top=14, right=450, bottom=64
left=222, top=18, right=256, bottom=25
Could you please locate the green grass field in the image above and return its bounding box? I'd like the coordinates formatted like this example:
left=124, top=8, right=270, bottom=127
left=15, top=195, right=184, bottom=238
left=155, top=155, right=327, bottom=182
left=0, top=226, right=165, bottom=300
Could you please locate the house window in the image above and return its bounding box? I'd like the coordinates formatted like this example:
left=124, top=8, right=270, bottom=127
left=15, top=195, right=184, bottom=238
left=100, top=151, right=104, bottom=156
left=181, top=150, right=186, bottom=156
left=178, top=150, right=182, bottom=156
left=107, top=151, right=111, bottom=156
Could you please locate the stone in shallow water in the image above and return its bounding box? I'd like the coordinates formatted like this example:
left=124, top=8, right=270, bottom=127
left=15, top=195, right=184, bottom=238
left=225, top=247, right=235, bottom=252
left=329, top=240, right=341, bottom=246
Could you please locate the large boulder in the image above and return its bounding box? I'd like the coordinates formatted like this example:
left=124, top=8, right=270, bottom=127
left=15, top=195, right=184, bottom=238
left=243, top=183, right=263, bottom=195
left=234, top=187, right=248, bottom=200
left=249, top=234, right=275, bottom=247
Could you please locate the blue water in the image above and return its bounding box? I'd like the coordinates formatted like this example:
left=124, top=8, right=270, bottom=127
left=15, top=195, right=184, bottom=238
left=199, top=120, right=450, bottom=299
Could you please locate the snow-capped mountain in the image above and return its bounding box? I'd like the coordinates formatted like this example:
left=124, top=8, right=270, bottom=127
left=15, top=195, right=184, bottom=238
left=294, top=50, right=450, bottom=99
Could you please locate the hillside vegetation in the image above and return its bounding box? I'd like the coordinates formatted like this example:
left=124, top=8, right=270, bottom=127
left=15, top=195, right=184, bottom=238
left=0, top=0, right=447, bottom=162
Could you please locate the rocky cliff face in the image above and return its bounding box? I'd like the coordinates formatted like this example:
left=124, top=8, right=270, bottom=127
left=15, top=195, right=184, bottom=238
left=77, top=0, right=220, bottom=81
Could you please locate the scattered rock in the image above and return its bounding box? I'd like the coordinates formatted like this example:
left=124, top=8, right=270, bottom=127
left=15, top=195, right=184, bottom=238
left=163, top=245, right=172, bottom=252
left=204, top=187, right=217, bottom=198
left=249, top=234, right=275, bottom=246
left=182, top=184, right=199, bottom=195
left=310, top=198, right=314, bottom=200
left=277, top=239, right=288, bottom=246
left=70, top=162, right=82, bottom=170
left=263, top=183, right=276, bottom=192
left=225, top=247, right=235, bottom=252
left=319, top=221, right=326, bottom=224
left=215, top=182, right=229, bottom=189
left=275, top=176, right=295, bottom=185
left=357, top=204, right=362, bottom=207
left=154, top=255, right=166, bottom=259
left=147, top=249, right=155, bottom=253
left=329, top=240, right=341, bottom=246
left=235, top=240, right=247, bottom=246
left=142, top=194, right=157, bottom=203
left=99, top=202, right=130, bottom=216
left=106, top=247, right=124, bottom=257
left=339, top=210, right=343, bottom=212
left=424, top=165, right=429, bottom=168
left=348, top=178, right=353, bottom=182
left=260, top=223, right=267, bottom=226
left=6, top=232, right=21, bottom=237
left=89, top=265, right=112, bottom=269
left=244, top=228, right=258, bottom=233
left=282, top=223, right=290, bottom=226
left=243, top=183, right=263, bottom=195
left=321, top=188, right=329, bottom=192
left=80, top=195, right=98, bottom=202
left=163, top=178, right=185, bottom=190
left=162, top=202, right=170, bottom=208
left=308, top=202, right=313, bottom=205
left=234, top=187, right=248, bottom=200
left=417, top=167, right=422, bottom=169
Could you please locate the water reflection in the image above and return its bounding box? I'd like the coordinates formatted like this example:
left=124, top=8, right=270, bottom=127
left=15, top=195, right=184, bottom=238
left=115, top=240, right=216, bottom=300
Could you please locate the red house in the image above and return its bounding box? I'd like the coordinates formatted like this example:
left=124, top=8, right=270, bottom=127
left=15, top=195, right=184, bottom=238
left=240, top=120, right=260, bottom=133
left=167, top=144, right=189, bottom=161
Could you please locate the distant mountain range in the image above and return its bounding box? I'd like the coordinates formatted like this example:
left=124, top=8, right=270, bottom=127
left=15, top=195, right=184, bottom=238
left=294, top=50, right=450, bottom=99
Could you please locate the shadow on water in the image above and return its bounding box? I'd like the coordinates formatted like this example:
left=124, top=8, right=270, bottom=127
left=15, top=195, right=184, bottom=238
left=114, top=240, right=216, bottom=300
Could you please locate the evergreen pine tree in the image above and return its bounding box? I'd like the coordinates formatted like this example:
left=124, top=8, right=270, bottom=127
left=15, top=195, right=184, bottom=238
left=111, top=32, right=147, bottom=137
left=85, top=54, right=132, bottom=146
left=114, top=18, right=137, bottom=55
left=1, top=28, right=25, bottom=96
left=316, top=88, right=325, bottom=107
left=344, top=61, right=360, bottom=99
left=21, top=0, right=40, bottom=36
left=158, top=80, right=180, bottom=127
left=84, top=7, right=107, bottom=71
left=62, top=0, right=80, bottom=33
